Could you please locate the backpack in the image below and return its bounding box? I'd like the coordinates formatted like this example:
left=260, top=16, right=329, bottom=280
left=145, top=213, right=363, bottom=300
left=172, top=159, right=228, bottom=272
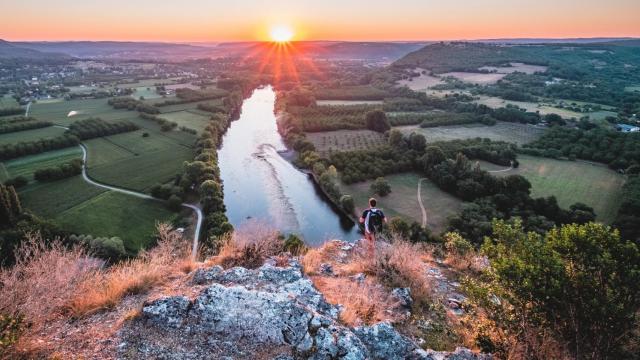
left=366, top=208, right=383, bottom=233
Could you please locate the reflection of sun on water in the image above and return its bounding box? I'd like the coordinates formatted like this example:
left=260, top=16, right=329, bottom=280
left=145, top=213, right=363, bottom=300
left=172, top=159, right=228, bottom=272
left=270, top=25, right=294, bottom=43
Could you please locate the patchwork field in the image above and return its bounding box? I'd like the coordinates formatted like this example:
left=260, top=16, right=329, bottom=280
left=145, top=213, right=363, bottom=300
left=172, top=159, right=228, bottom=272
left=84, top=129, right=194, bottom=192
left=399, top=121, right=545, bottom=145
left=20, top=175, right=176, bottom=253
left=440, top=72, right=506, bottom=84
left=0, top=147, right=82, bottom=184
left=307, top=129, right=386, bottom=156
left=0, top=125, right=66, bottom=145
left=339, top=173, right=463, bottom=234
left=481, top=155, right=625, bottom=223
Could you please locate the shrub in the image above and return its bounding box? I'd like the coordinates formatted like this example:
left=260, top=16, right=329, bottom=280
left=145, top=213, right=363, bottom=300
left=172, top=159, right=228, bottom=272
left=4, top=176, right=28, bottom=188
left=370, top=177, right=391, bottom=196
left=365, top=110, right=390, bottom=133
left=211, top=222, right=285, bottom=269
left=0, top=314, right=23, bottom=349
left=283, top=234, right=306, bottom=255
left=339, top=194, right=355, bottom=214
left=167, top=194, right=183, bottom=211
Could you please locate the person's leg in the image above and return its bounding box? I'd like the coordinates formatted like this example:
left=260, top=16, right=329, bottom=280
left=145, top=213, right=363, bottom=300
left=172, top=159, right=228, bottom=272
left=365, top=231, right=375, bottom=257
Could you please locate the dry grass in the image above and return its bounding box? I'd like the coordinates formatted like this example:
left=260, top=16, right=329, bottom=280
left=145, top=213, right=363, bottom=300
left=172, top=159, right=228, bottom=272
left=312, top=276, right=399, bottom=326
left=67, top=224, right=192, bottom=317
left=0, top=223, right=192, bottom=339
left=208, top=221, right=285, bottom=269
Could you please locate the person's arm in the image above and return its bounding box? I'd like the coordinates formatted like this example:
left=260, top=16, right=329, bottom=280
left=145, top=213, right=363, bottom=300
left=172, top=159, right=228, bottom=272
left=381, top=210, right=388, bottom=223
left=359, top=210, right=366, bottom=224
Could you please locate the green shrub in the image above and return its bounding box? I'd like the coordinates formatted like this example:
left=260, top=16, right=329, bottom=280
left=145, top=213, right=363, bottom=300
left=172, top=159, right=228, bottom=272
left=370, top=177, right=391, bottom=196
left=0, top=313, right=22, bottom=349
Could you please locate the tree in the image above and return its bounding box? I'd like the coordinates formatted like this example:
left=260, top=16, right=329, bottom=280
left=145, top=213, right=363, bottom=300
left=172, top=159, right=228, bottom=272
left=167, top=194, right=183, bottom=211
left=365, top=110, right=390, bottom=133
left=339, top=195, right=355, bottom=214
left=370, top=177, right=391, bottom=196
left=421, top=146, right=447, bottom=172
left=408, top=132, right=426, bottom=152
left=388, top=129, right=404, bottom=147
left=481, top=220, right=640, bottom=359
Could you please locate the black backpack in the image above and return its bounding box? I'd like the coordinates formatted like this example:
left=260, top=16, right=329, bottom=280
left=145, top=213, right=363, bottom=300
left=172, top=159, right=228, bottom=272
left=367, top=209, right=383, bottom=233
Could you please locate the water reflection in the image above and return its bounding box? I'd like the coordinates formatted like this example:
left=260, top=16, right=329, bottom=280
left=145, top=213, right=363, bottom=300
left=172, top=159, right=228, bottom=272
left=217, top=86, right=361, bottom=245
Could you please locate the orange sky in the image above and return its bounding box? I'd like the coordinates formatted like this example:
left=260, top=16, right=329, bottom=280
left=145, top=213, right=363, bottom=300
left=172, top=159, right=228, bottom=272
left=1, top=0, right=639, bottom=42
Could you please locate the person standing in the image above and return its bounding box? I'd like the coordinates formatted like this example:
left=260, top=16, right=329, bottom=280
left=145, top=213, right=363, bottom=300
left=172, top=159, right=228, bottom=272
left=359, top=198, right=386, bottom=254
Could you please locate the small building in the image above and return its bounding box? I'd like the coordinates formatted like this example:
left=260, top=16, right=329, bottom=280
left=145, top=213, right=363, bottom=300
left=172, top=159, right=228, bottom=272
left=616, top=124, right=640, bottom=133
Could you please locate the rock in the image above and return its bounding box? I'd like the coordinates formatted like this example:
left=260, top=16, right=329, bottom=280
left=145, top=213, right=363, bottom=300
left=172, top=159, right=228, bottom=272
left=191, top=265, right=223, bottom=284
left=350, top=272, right=366, bottom=284
left=392, top=287, right=413, bottom=309
left=354, top=322, right=416, bottom=360
left=423, top=347, right=493, bottom=360
left=141, top=296, right=190, bottom=329
left=319, top=262, right=333, bottom=275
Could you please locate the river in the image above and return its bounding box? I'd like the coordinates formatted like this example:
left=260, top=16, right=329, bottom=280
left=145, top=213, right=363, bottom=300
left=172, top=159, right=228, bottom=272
left=217, top=86, right=361, bottom=246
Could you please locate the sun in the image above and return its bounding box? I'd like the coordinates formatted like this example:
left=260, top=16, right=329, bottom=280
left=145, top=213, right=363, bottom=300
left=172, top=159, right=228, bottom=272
left=269, top=25, right=294, bottom=43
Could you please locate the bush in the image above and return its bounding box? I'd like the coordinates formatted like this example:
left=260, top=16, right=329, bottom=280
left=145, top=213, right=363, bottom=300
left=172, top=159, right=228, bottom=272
left=370, top=177, right=391, bottom=196
left=0, top=313, right=22, bottom=349
left=283, top=234, right=307, bottom=255
left=167, top=194, right=183, bottom=211
left=365, top=110, right=391, bottom=133
left=339, top=195, right=355, bottom=214
left=4, top=176, right=28, bottom=188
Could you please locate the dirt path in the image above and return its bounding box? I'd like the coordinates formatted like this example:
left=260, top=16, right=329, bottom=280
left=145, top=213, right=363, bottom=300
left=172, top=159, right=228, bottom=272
left=57, top=123, right=202, bottom=258
left=487, top=161, right=514, bottom=173
left=417, top=178, right=428, bottom=227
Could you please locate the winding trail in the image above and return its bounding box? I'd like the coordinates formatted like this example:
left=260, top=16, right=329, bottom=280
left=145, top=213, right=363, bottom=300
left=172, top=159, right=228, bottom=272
left=417, top=178, right=429, bottom=227
left=487, top=164, right=514, bottom=173
left=25, top=102, right=31, bottom=117
left=57, top=122, right=202, bottom=258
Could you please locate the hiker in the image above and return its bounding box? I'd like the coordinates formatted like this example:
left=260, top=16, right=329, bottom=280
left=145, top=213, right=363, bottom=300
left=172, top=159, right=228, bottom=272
left=359, top=198, right=387, bottom=253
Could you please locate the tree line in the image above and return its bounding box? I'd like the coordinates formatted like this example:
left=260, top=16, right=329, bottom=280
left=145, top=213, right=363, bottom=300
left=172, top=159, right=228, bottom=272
left=0, top=120, right=52, bottom=134
left=138, top=113, right=178, bottom=132
left=34, top=158, right=83, bottom=182
left=66, top=118, right=139, bottom=140
left=107, top=97, right=160, bottom=114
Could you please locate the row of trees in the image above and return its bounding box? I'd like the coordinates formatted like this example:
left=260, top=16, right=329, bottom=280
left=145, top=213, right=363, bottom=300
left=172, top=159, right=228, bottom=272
left=107, top=97, right=160, bottom=114
left=138, top=113, right=178, bottom=132
left=522, top=126, right=640, bottom=170
left=33, top=159, right=82, bottom=182
left=153, top=88, right=228, bottom=107
left=0, top=184, right=21, bottom=230
left=613, top=174, right=640, bottom=243
left=0, top=120, right=52, bottom=134
left=0, top=108, right=23, bottom=117
left=66, top=118, right=139, bottom=140
left=0, top=135, right=79, bottom=160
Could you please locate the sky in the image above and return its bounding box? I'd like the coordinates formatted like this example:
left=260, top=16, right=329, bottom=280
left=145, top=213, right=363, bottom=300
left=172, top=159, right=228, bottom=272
left=1, top=0, right=639, bottom=42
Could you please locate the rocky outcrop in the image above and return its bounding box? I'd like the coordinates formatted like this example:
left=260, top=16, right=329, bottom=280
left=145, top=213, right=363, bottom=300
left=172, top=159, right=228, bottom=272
left=118, top=258, right=490, bottom=359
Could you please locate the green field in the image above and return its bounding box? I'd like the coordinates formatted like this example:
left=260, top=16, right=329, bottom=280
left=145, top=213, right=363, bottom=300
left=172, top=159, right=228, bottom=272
left=399, top=121, right=545, bottom=145
left=0, top=94, right=19, bottom=109
left=0, top=125, right=66, bottom=145
left=132, top=86, right=163, bottom=100
left=19, top=175, right=176, bottom=252
left=84, top=129, right=194, bottom=192
left=307, top=129, right=386, bottom=156
left=55, top=191, right=177, bottom=252
left=482, top=155, right=625, bottom=223
left=30, top=98, right=135, bottom=125
left=159, top=110, right=211, bottom=132
left=0, top=147, right=82, bottom=183
left=339, top=172, right=463, bottom=234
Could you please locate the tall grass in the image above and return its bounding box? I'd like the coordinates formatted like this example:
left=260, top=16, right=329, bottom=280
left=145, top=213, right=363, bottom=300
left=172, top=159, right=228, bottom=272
left=209, top=221, right=286, bottom=269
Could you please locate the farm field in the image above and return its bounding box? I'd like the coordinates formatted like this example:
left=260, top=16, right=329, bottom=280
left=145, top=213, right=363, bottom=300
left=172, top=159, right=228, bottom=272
left=479, top=62, right=547, bottom=74
left=399, top=121, right=545, bottom=145
left=0, top=125, right=66, bottom=145
left=30, top=98, right=135, bottom=125
left=306, top=129, right=386, bottom=156
left=440, top=72, right=506, bottom=84
left=132, top=86, right=162, bottom=99
left=339, top=172, right=462, bottom=234
left=159, top=110, right=211, bottom=132
left=0, top=147, right=82, bottom=184
left=316, top=100, right=384, bottom=106
left=55, top=191, right=177, bottom=253
left=0, top=94, right=19, bottom=109
left=481, top=155, right=625, bottom=223
left=396, top=68, right=444, bottom=90
left=313, top=85, right=389, bottom=100
left=474, top=95, right=617, bottom=121
left=84, top=129, right=195, bottom=192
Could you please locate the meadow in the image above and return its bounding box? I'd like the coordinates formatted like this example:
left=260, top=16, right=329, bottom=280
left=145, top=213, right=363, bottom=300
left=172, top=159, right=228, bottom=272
left=396, top=69, right=444, bottom=90
left=474, top=95, right=617, bottom=121
left=84, top=129, right=194, bottom=192
left=481, top=155, right=625, bottom=223
left=399, top=121, right=545, bottom=145
left=30, top=98, right=135, bottom=125
left=440, top=72, right=506, bottom=84
left=306, top=129, right=386, bottom=156
left=339, top=172, right=463, bottom=234
left=0, top=147, right=82, bottom=184
left=158, top=110, right=212, bottom=132
left=0, top=125, right=66, bottom=145
left=0, top=94, right=19, bottom=109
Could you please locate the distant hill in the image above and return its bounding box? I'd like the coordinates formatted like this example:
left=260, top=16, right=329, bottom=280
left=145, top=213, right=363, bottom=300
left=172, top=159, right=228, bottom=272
left=12, top=41, right=214, bottom=59
left=0, top=39, right=70, bottom=60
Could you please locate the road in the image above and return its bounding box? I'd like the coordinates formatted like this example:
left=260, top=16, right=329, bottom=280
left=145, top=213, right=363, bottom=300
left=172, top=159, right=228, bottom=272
left=417, top=178, right=428, bottom=227
left=25, top=102, right=31, bottom=116
left=74, top=140, right=203, bottom=259
left=486, top=161, right=514, bottom=173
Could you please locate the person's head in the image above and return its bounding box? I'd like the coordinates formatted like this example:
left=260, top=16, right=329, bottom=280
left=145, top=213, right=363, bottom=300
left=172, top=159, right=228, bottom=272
left=369, top=198, right=377, bottom=208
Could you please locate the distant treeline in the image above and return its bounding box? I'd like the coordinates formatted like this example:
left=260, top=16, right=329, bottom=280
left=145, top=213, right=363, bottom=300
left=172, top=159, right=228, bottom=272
left=154, top=88, right=228, bottom=107
left=0, top=135, right=79, bottom=160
